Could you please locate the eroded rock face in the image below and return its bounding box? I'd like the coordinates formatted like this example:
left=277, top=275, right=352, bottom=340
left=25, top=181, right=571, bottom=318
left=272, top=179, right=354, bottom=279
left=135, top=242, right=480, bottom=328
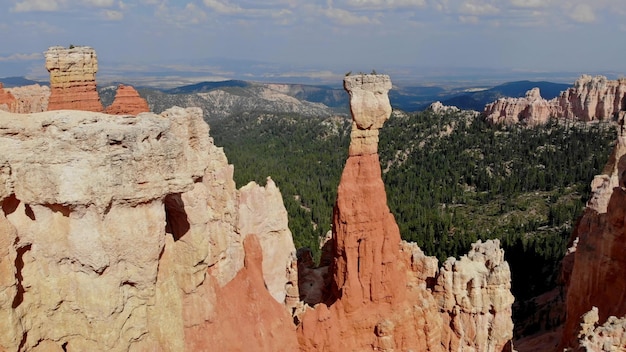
left=0, top=83, right=17, bottom=112
left=484, top=75, right=626, bottom=125
left=573, top=307, right=626, bottom=351
left=0, top=106, right=296, bottom=351
left=484, top=87, right=556, bottom=126
left=296, top=74, right=514, bottom=351
left=104, top=84, right=150, bottom=115
left=45, top=46, right=103, bottom=112
left=5, top=84, right=50, bottom=113
left=238, top=177, right=296, bottom=304
left=560, top=134, right=626, bottom=350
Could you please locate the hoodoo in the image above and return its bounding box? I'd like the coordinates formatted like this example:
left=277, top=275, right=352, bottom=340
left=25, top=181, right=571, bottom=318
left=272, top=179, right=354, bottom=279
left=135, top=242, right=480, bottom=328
left=104, top=84, right=150, bottom=115
left=45, top=46, right=103, bottom=112
left=484, top=75, right=626, bottom=125
left=296, top=74, right=514, bottom=351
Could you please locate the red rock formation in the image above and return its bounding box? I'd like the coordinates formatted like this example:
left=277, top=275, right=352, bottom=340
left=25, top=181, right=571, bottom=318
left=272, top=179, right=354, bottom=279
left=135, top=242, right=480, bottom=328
left=296, top=74, right=514, bottom=351
left=559, top=134, right=626, bottom=350
left=484, top=75, right=626, bottom=125
left=185, top=235, right=299, bottom=351
left=0, top=83, right=17, bottom=111
left=45, top=46, right=103, bottom=112
left=104, top=84, right=150, bottom=115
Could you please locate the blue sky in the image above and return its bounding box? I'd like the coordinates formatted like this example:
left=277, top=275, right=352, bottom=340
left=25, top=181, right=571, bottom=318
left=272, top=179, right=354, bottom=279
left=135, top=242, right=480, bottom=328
left=1, top=0, right=625, bottom=86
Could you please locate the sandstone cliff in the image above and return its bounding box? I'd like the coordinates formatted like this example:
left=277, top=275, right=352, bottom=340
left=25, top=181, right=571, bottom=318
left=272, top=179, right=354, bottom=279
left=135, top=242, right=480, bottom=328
left=484, top=75, right=626, bottom=125
left=559, top=132, right=626, bottom=350
left=296, top=74, right=514, bottom=351
left=104, top=84, right=150, bottom=115
left=0, top=106, right=297, bottom=351
left=45, top=46, right=103, bottom=112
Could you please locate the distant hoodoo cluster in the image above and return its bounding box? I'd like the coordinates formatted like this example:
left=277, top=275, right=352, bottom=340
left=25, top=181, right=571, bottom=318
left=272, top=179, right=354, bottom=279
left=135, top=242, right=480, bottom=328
left=484, top=75, right=626, bottom=125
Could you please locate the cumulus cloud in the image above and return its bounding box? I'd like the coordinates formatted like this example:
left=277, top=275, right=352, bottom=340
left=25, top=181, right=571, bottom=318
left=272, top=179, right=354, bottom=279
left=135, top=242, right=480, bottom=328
left=154, top=2, right=208, bottom=26
left=568, top=4, right=596, bottom=23
left=203, top=0, right=244, bottom=14
left=0, top=53, right=42, bottom=62
left=323, top=6, right=379, bottom=25
left=459, top=1, right=499, bottom=15
left=12, top=0, right=62, bottom=12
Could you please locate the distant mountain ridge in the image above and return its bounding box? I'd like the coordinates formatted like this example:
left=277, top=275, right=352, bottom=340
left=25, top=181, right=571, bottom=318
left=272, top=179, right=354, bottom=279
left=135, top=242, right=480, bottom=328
left=0, top=76, right=47, bottom=88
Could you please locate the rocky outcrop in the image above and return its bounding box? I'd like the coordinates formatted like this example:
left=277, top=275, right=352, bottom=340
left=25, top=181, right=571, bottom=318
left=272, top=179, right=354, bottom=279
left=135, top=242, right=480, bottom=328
left=104, top=84, right=150, bottom=115
left=559, top=132, right=626, bottom=350
left=429, top=101, right=460, bottom=114
left=484, top=87, right=556, bottom=126
left=0, top=83, right=17, bottom=112
left=296, top=74, right=514, bottom=351
left=5, top=84, right=50, bottom=113
left=573, top=307, right=626, bottom=351
left=0, top=106, right=296, bottom=351
left=484, top=75, right=626, bottom=125
left=45, top=46, right=103, bottom=112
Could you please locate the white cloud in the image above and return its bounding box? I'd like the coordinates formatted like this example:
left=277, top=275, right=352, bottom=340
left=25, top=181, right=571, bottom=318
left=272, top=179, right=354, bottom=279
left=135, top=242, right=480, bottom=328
left=0, top=53, right=42, bottom=62
left=103, top=9, right=123, bottom=20
left=85, top=0, right=115, bottom=7
left=323, top=6, right=379, bottom=25
left=459, top=1, right=499, bottom=15
left=510, top=0, right=545, bottom=8
left=569, top=4, right=595, bottom=23
left=12, top=0, right=62, bottom=12
left=203, top=0, right=244, bottom=14
left=345, top=0, right=426, bottom=9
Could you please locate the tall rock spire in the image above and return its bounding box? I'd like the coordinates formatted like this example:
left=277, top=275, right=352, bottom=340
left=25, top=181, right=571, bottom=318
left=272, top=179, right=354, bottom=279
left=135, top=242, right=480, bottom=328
left=330, top=74, right=405, bottom=311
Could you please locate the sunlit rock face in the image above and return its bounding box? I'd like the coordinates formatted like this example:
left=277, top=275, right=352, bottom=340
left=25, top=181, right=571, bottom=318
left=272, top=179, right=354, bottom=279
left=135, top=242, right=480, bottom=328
left=559, top=133, right=626, bottom=350
left=296, top=74, right=514, bottom=352
left=0, top=106, right=297, bottom=351
left=45, top=46, right=103, bottom=112
left=484, top=75, right=626, bottom=125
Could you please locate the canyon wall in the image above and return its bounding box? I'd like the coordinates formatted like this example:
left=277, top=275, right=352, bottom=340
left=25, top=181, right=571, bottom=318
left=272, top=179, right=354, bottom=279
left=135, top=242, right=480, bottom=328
left=559, top=133, right=626, bottom=350
left=0, top=106, right=297, bottom=351
left=296, top=74, right=514, bottom=351
left=104, top=84, right=150, bottom=115
left=5, top=84, right=50, bottom=113
left=45, top=46, right=103, bottom=112
left=484, top=75, right=626, bottom=125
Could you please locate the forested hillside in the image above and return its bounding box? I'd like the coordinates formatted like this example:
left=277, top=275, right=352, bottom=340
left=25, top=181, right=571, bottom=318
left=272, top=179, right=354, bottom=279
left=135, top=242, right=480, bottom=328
left=208, top=110, right=615, bottom=301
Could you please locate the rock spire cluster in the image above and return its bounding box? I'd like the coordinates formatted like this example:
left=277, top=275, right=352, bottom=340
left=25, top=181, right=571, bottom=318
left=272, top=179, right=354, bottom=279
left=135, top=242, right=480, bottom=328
left=484, top=75, right=626, bottom=125
left=45, top=46, right=104, bottom=112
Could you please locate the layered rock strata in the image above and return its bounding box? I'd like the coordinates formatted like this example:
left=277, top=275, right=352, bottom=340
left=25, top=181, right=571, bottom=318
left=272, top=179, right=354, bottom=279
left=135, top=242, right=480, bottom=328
left=104, top=84, right=150, bottom=115
left=45, top=46, right=103, bottom=112
left=559, top=132, right=626, bottom=350
left=484, top=75, right=626, bottom=125
left=0, top=106, right=296, bottom=351
left=296, top=74, right=514, bottom=351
